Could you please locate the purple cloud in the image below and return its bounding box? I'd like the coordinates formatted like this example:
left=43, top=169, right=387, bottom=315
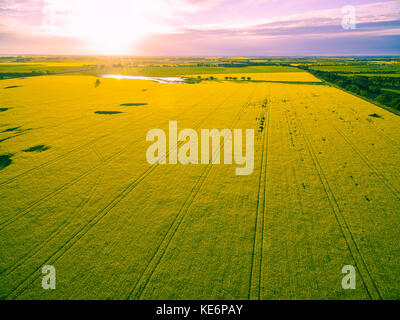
left=0, top=0, right=399, bottom=55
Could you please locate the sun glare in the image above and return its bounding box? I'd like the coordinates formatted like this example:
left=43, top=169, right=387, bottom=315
left=54, top=1, right=163, bottom=55
left=73, top=2, right=147, bottom=54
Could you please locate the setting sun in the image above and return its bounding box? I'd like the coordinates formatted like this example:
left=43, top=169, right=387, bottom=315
left=74, top=2, right=147, bottom=54
left=42, top=0, right=164, bottom=54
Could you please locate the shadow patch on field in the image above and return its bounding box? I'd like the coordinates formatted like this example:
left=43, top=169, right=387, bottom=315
left=0, top=137, right=11, bottom=143
left=4, top=86, right=22, bottom=89
left=95, top=111, right=124, bottom=115
left=120, top=103, right=148, bottom=107
left=369, top=113, right=383, bottom=119
left=0, top=108, right=10, bottom=113
left=0, top=154, right=13, bottom=170
left=0, top=127, right=32, bottom=143
left=2, top=126, right=22, bottom=133
left=23, top=144, right=51, bottom=153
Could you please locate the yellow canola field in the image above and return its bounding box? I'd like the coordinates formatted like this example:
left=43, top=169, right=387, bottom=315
left=0, top=75, right=399, bottom=300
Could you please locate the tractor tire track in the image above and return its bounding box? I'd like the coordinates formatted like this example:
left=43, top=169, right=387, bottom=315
left=289, top=104, right=382, bottom=300
left=0, top=91, right=222, bottom=228
left=2, top=160, right=106, bottom=276
left=0, top=112, right=149, bottom=186
left=127, top=91, right=253, bottom=300
left=0, top=142, right=130, bottom=230
left=248, top=98, right=270, bottom=300
left=283, top=109, right=323, bottom=294
left=0, top=90, right=218, bottom=186
left=4, top=87, right=240, bottom=300
left=310, top=99, right=400, bottom=200
left=339, top=103, right=400, bottom=151
left=127, top=162, right=215, bottom=300
left=0, top=93, right=155, bottom=184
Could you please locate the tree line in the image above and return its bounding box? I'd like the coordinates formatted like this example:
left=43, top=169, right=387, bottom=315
left=301, top=67, right=400, bottom=112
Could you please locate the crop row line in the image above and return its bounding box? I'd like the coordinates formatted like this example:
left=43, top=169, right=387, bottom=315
left=127, top=88, right=257, bottom=300
left=289, top=104, right=382, bottom=300
left=340, top=103, right=400, bottom=151
left=2, top=165, right=106, bottom=277
left=4, top=86, right=241, bottom=299
left=0, top=90, right=221, bottom=229
left=0, top=89, right=219, bottom=186
left=248, top=97, right=270, bottom=300
left=312, top=99, right=400, bottom=201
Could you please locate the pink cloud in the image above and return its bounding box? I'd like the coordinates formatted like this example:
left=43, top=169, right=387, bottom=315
left=0, top=0, right=399, bottom=55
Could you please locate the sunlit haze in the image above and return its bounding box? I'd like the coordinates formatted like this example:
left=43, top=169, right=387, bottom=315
left=0, top=0, right=399, bottom=55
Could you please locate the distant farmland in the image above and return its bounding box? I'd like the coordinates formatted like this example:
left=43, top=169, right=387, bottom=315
left=0, top=59, right=399, bottom=300
left=308, top=64, right=400, bottom=73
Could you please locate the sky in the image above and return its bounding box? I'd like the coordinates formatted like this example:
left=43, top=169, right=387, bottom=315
left=0, top=0, right=399, bottom=56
